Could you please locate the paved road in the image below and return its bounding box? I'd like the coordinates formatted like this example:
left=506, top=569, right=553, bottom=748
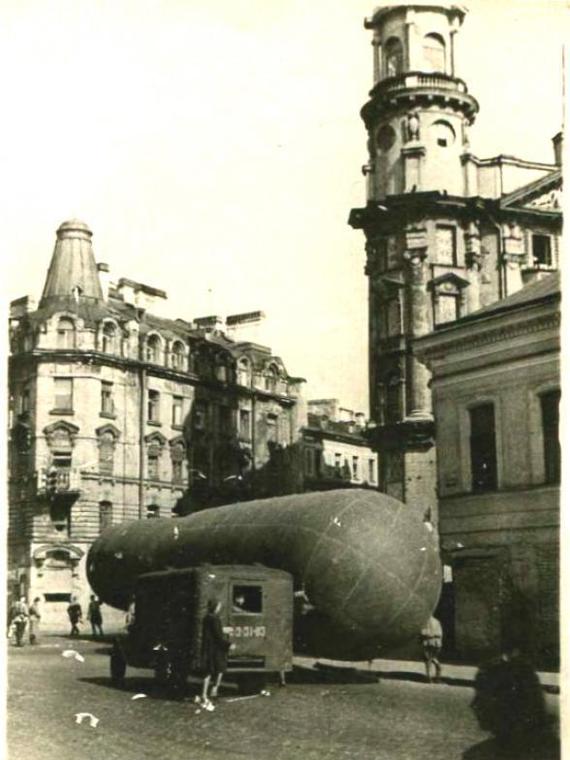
left=7, top=637, right=559, bottom=760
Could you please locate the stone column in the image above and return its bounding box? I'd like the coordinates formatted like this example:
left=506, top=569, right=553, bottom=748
left=464, top=222, right=484, bottom=313
left=404, top=227, right=432, bottom=421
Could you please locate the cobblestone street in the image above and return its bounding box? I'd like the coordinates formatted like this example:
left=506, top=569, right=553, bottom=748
left=9, top=636, right=560, bottom=760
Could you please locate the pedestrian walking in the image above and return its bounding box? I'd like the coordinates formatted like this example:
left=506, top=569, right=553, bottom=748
left=420, top=615, right=443, bottom=683
left=10, top=597, right=29, bottom=647
left=67, top=596, right=83, bottom=637
left=87, top=595, right=104, bottom=637
left=199, top=599, right=234, bottom=707
left=28, top=597, right=41, bottom=645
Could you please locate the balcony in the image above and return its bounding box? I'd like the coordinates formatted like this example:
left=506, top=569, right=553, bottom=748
left=37, top=467, right=82, bottom=500
left=373, top=71, right=470, bottom=97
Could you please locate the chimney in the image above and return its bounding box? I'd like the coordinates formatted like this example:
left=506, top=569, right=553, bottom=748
left=552, top=131, right=563, bottom=166
left=225, top=310, right=266, bottom=343
left=97, top=263, right=111, bottom=300
left=40, top=220, right=103, bottom=307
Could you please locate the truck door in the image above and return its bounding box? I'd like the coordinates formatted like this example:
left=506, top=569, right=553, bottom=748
left=227, top=582, right=267, bottom=669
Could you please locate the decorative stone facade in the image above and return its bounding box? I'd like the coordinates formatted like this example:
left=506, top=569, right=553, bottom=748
left=8, top=220, right=306, bottom=629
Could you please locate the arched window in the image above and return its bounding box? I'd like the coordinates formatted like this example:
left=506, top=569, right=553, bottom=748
left=171, top=341, right=185, bottom=370
left=423, top=33, right=445, bottom=73
left=146, top=334, right=162, bottom=364
left=384, top=37, right=404, bottom=78
left=265, top=365, right=279, bottom=393
left=57, top=318, right=75, bottom=349
left=237, top=357, right=251, bottom=387
left=431, top=120, right=456, bottom=148
left=99, top=501, right=113, bottom=532
left=102, top=322, right=117, bottom=354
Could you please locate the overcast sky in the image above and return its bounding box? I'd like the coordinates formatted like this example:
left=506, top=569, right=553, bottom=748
left=2, top=0, right=566, bottom=412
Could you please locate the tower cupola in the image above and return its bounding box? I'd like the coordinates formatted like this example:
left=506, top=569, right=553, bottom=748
left=361, top=2, right=478, bottom=199
left=40, top=219, right=104, bottom=306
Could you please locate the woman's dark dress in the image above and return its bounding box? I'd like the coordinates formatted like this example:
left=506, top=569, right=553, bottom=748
left=201, top=611, right=231, bottom=677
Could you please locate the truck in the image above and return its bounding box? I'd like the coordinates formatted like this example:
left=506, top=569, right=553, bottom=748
left=109, top=564, right=293, bottom=696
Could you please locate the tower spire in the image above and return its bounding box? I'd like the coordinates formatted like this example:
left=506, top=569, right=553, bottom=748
left=40, top=219, right=103, bottom=306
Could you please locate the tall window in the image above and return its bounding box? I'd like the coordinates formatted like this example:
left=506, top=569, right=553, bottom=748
left=437, top=294, right=460, bottom=325
left=54, top=378, right=73, bottom=411
left=147, top=445, right=160, bottom=480
left=385, top=373, right=401, bottom=424
left=98, top=431, right=115, bottom=475
left=531, top=234, right=553, bottom=268
left=193, top=401, right=207, bottom=430
left=352, top=456, right=360, bottom=480
left=146, top=335, right=161, bottom=364
left=435, top=225, right=457, bottom=265
left=305, top=448, right=315, bottom=476
left=384, top=37, right=403, bottom=77
left=171, top=441, right=185, bottom=485
left=99, top=501, right=113, bottom=532
left=215, top=359, right=229, bottom=383
left=334, top=452, right=342, bottom=477
left=57, top=318, right=75, bottom=349
left=237, top=357, right=251, bottom=386
left=541, top=390, right=560, bottom=484
left=102, top=323, right=117, bottom=354
left=423, top=33, right=446, bottom=73
left=171, top=341, right=185, bottom=370
left=148, top=390, right=160, bottom=422
left=368, top=459, right=376, bottom=484
left=239, top=409, right=251, bottom=440
left=172, top=396, right=183, bottom=427
left=101, top=382, right=114, bottom=416
left=266, top=413, right=278, bottom=443
left=469, top=403, right=498, bottom=492
left=21, top=384, right=31, bottom=414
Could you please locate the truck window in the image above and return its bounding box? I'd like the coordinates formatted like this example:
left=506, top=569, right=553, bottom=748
left=232, top=585, right=263, bottom=614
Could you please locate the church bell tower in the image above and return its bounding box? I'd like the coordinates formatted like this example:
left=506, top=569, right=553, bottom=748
left=348, top=2, right=479, bottom=518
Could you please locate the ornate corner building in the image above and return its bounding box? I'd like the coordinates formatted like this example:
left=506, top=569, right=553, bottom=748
left=8, top=220, right=307, bottom=627
left=348, top=2, right=562, bottom=522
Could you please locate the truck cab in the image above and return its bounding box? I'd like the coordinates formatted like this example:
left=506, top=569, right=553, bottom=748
left=110, top=564, right=293, bottom=695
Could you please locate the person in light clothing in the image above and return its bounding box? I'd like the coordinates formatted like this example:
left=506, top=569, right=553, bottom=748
left=421, top=615, right=443, bottom=683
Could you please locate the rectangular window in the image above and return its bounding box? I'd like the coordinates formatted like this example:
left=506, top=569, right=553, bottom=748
left=193, top=401, right=206, bottom=430
left=98, top=437, right=115, bottom=475
left=435, top=225, right=457, bottom=265
left=172, top=459, right=183, bottom=484
left=146, top=504, right=160, bottom=519
left=334, top=452, right=342, bottom=477
left=99, top=501, right=113, bottom=532
left=239, top=409, right=251, bottom=440
left=469, top=403, right=498, bottom=492
left=532, top=234, right=553, bottom=268
left=266, top=413, right=278, bottom=443
left=172, top=396, right=183, bottom=427
left=437, top=294, right=460, bottom=325
left=232, top=585, right=263, bottom=614
left=148, top=451, right=159, bottom=480
left=53, top=451, right=72, bottom=469
left=305, top=448, right=315, bottom=476
left=541, top=390, right=560, bottom=484
left=21, top=385, right=31, bottom=414
left=101, top=382, right=114, bottom=416
left=54, top=378, right=73, bottom=411
left=220, top=405, right=234, bottom=434
left=352, top=456, right=359, bottom=480
left=369, top=459, right=376, bottom=484
left=148, top=390, right=160, bottom=423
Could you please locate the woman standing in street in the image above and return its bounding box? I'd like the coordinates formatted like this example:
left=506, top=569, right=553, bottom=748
left=199, top=600, right=234, bottom=708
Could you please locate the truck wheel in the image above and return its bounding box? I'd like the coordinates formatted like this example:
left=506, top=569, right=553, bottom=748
left=110, top=643, right=126, bottom=686
left=238, top=674, right=266, bottom=695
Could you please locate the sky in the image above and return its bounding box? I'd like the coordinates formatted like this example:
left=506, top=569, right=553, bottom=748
left=1, top=0, right=567, bottom=413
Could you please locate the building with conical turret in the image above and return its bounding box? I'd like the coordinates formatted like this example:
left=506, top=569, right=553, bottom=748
left=8, top=220, right=307, bottom=628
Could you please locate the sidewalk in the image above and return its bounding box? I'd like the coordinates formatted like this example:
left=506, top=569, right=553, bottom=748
left=294, top=656, right=560, bottom=692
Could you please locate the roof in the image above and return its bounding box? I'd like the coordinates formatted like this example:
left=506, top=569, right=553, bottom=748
left=441, top=271, right=560, bottom=327
left=501, top=168, right=562, bottom=210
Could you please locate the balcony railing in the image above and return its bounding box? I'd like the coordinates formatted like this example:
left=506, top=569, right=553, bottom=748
left=373, top=71, right=469, bottom=97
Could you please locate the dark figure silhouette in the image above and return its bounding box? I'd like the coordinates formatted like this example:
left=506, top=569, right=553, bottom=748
left=464, top=655, right=559, bottom=760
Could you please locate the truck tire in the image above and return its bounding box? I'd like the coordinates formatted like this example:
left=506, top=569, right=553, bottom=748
left=237, top=674, right=266, bottom=695
left=110, top=642, right=126, bottom=686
